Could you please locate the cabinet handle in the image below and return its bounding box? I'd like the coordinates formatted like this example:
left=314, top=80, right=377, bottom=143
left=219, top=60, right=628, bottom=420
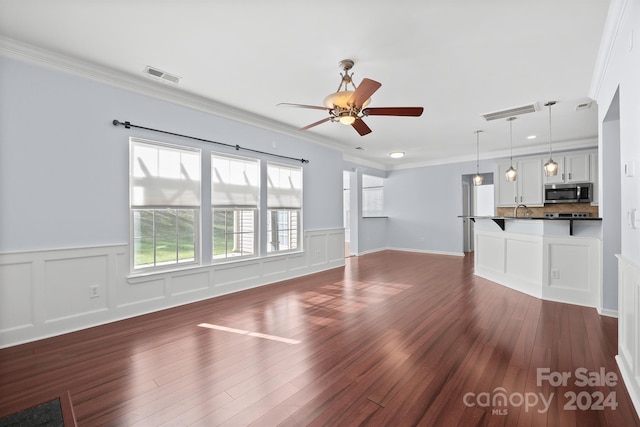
left=520, top=196, right=523, bottom=202
left=515, top=196, right=517, bottom=203
left=569, top=173, right=572, bottom=180
left=562, top=173, right=565, bottom=181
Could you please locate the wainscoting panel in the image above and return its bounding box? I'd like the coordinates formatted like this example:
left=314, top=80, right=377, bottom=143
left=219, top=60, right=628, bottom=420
left=308, top=232, right=328, bottom=267
left=171, top=270, right=211, bottom=296
left=288, top=252, right=308, bottom=272
left=117, top=277, right=165, bottom=308
left=616, top=255, right=640, bottom=420
left=212, top=261, right=262, bottom=290
left=505, top=236, right=542, bottom=281
left=542, top=238, right=600, bottom=308
left=0, top=262, right=33, bottom=332
left=475, top=233, right=505, bottom=274
left=262, top=257, right=288, bottom=278
left=475, top=230, right=601, bottom=307
left=326, top=230, right=346, bottom=263
left=44, top=255, right=109, bottom=322
left=0, top=228, right=345, bottom=348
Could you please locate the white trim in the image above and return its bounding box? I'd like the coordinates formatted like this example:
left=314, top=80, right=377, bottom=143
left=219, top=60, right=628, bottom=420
left=615, top=254, right=640, bottom=420
left=474, top=229, right=601, bottom=308
left=0, top=36, right=602, bottom=173
left=0, top=228, right=344, bottom=348
left=389, top=139, right=599, bottom=170
left=589, top=0, right=631, bottom=100
left=616, top=355, right=640, bottom=420
left=385, top=247, right=465, bottom=257
left=0, top=36, right=346, bottom=157
left=597, top=307, right=618, bottom=318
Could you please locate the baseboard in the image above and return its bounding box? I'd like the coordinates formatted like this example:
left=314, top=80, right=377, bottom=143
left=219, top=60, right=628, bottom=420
left=597, top=307, right=618, bottom=318
left=616, top=355, right=640, bottom=420
left=385, top=247, right=465, bottom=257
left=0, top=228, right=346, bottom=348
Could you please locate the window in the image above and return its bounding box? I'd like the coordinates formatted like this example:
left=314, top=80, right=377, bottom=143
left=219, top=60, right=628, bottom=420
left=267, top=163, right=302, bottom=253
left=212, top=154, right=259, bottom=259
left=362, top=174, right=384, bottom=217
left=130, top=139, right=201, bottom=270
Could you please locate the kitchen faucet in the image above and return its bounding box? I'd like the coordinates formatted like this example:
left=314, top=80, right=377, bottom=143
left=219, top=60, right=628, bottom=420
left=513, top=204, right=532, bottom=217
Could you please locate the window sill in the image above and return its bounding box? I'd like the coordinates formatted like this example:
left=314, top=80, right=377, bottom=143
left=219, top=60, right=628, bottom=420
left=128, top=250, right=306, bottom=283
left=127, top=263, right=209, bottom=284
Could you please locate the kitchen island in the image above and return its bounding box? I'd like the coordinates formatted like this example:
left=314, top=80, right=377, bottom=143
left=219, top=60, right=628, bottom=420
left=462, top=215, right=602, bottom=309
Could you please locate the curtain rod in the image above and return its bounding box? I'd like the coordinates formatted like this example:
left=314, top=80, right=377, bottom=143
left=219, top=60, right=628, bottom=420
left=112, top=120, right=309, bottom=164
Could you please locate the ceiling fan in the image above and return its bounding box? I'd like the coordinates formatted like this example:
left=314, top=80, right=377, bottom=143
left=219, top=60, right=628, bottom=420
left=277, top=59, right=424, bottom=136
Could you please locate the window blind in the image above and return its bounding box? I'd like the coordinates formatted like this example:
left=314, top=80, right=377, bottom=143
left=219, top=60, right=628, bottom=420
left=267, top=163, right=303, bottom=209
left=130, top=139, right=201, bottom=207
left=212, top=155, right=259, bottom=207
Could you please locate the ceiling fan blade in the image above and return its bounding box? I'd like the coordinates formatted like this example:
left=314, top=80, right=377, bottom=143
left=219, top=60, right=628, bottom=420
left=300, top=117, right=332, bottom=130
left=348, top=78, right=382, bottom=108
left=352, top=118, right=372, bottom=136
left=363, top=107, right=424, bottom=116
left=277, top=102, right=329, bottom=111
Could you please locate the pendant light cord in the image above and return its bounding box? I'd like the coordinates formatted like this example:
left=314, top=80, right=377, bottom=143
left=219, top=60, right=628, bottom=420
left=546, top=101, right=556, bottom=158
left=475, top=130, right=481, bottom=173
left=509, top=118, right=514, bottom=162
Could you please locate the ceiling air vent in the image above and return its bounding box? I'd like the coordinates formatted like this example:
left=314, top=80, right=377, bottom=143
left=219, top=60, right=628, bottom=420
left=576, top=101, right=592, bottom=111
left=481, top=103, right=539, bottom=121
left=143, top=66, right=181, bottom=84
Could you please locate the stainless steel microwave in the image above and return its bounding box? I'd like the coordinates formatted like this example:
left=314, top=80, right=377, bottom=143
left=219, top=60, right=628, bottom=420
left=544, top=182, right=593, bottom=203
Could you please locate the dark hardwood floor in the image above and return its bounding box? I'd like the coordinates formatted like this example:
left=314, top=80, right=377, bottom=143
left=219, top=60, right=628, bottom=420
left=0, top=250, right=638, bottom=426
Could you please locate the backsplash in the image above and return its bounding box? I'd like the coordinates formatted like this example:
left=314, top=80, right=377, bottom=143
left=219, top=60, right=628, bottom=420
left=496, top=203, right=599, bottom=217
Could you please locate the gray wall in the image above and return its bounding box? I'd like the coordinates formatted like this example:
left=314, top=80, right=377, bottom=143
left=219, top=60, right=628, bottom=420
left=0, top=55, right=344, bottom=253
left=384, top=160, right=488, bottom=255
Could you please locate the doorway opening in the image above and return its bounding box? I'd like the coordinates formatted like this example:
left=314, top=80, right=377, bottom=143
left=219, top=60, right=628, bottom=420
left=343, top=170, right=353, bottom=257
left=462, top=173, right=494, bottom=253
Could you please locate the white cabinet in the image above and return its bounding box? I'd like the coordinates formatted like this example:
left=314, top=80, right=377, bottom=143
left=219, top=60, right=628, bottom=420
left=496, top=158, right=543, bottom=206
left=544, top=152, right=591, bottom=184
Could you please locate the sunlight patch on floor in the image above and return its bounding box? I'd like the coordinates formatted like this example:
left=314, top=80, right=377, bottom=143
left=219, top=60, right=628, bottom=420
left=197, top=323, right=301, bottom=345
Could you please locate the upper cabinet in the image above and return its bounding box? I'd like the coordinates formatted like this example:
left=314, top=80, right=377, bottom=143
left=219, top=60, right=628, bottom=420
left=496, top=158, right=544, bottom=206
left=496, top=150, right=597, bottom=208
left=543, top=152, right=591, bottom=184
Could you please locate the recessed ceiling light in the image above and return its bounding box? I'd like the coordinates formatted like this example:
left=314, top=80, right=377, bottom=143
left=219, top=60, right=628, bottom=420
left=527, top=135, right=537, bottom=139
left=389, top=151, right=405, bottom=158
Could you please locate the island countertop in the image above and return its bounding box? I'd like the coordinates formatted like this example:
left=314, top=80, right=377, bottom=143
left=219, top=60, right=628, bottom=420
left=458, top=215, right=602, bottom=235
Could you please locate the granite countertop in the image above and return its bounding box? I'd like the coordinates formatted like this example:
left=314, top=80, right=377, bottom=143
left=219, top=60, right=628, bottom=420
left=460, top=215, right=602, bottom=220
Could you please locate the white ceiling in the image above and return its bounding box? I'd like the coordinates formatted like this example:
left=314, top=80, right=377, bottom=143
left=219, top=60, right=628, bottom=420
left=0, top=0, right=609, bottom=169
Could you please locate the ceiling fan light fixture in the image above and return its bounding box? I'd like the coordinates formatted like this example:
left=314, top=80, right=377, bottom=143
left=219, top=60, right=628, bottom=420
left=278, top=60, right=422, bottom=136
left=338, top=114, right=356, bottom=125
left=323, top=91, right=371, bottom=109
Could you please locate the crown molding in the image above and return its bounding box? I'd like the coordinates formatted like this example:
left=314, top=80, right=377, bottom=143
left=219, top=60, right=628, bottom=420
left=388, top=137, right=598, bottom=171
left=0, top=36, right=348, bottom=156
left=589, top=0, right=630, bottom=100
left=342, top=153, right=387, bottom=171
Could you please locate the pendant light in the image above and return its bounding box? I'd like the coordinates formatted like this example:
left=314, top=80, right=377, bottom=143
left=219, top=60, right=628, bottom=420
left=543, top=101, right=559, bottom=176
left=505, top=117, right=517, bottom=182
left=473, top=130, right=483, bottom=186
